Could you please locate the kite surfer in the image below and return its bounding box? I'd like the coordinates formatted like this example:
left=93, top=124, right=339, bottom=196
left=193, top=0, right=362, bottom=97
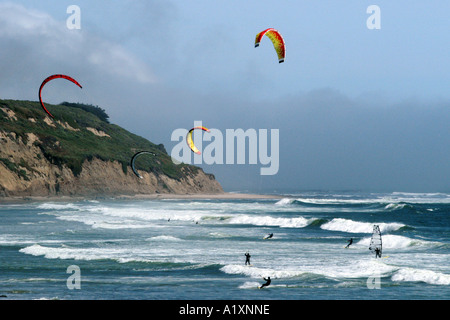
left=263, top=233, right=273, bottom=240
left=245, top=251, right=251, bottom=265
left=259, top=277, right=271, bottom=289
left=345, top=238, right=353, bottom=248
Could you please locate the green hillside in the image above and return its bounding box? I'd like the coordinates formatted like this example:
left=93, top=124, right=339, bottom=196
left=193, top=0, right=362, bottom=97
left=0, top=99, right=197, bottom=180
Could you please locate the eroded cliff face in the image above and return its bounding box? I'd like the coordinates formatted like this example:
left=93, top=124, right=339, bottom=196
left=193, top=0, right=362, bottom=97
left=0, top=130, right=223, bottom=198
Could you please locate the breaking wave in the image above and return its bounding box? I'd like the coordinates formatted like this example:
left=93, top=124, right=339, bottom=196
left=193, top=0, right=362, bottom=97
left=19, top=244, right=136, bottom=263
left=357, top=235, right=442, bottom=249
left=220, top=264, right=308, bottom=279
left=146, top=235, right=183, bottom=242
left=320, top=218, right=405, bottom=233
left=392, top=268, right=450, bottom=285
left=228, top=215, right=315, bottom=228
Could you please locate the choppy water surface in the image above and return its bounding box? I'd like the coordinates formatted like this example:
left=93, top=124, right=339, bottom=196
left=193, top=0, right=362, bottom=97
left=1, top=192, right=449, bottom=300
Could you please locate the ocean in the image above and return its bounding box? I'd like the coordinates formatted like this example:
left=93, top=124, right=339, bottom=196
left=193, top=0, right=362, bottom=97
left=0, top=191, right=449, bottom=301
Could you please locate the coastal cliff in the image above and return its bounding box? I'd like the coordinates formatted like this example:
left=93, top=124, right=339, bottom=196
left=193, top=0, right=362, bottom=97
left=0, top=99, right=223, bottom=198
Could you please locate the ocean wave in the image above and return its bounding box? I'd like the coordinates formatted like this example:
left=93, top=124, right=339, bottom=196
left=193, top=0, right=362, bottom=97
left=321, top=218, right=405, bottom=233
left=239, top=281, right=261, bottom=289
left=275, top=198, right=295, bottom=206
left=48, top=204, right=320, bottom=229
left=392, top=268, right=450, bottom=285
left=220, top=264, right=307, bottom=279
left=18, top=244, right=210, bottom=266
left=0, top=235, right=68, bottom=246
left=221, top=260, right=398, bottom=281
left=384, top=202, right=415, bottom=211
left=2, top=278, right=61, bottom=284
left=228, top=215, right=315, bottom=228
left=275, top=198, right=373, bottom=206
left=307, top=218, right=328, bottom=227
left=275, top=193, right=450, bottom=208
left=357, top=234, right=442, bottom=250
left=238, top=282, right=300, bottom=289
left=208, top=232, right=233, bottom=238
left=54, top=214, right=158, bottom=230
left=37, top=203, right=79, bottom=210
left=145, top=235, right=183, bottom=242
left=19, top=244, right=149, bottom=263
left=389, top=192, right=450, bottom=204
left=101, top=207, right=212, bottom=224
left=20, top=244, right=112, bottom=261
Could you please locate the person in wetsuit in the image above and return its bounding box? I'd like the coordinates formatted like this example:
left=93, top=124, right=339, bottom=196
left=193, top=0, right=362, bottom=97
left=259, top=277, right=271, bottom=289
left=345, top=238, right=353, bottom=248
left=245, top=252, right=251, bottom=265
left=375, top=247, right=382, bottom=258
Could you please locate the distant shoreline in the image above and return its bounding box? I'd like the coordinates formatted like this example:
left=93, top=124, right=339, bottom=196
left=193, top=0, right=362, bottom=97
left=0, top=192, right=283, bottom=204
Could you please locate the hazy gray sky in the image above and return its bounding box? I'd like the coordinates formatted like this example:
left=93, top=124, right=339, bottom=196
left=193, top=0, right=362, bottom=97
left=0, top=1, right=449, bottom=192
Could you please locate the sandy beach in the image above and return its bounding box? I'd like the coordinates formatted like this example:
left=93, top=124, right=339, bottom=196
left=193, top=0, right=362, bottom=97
left=121, top=192, right=282, bottom=200
left=0, top=192, right=282, bottom=204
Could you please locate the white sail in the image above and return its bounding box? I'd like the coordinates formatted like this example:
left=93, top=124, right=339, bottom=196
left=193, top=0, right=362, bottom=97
left=369, top=225, right=382, bottom=258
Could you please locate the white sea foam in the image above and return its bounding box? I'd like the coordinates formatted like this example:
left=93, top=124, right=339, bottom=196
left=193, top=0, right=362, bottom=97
left=4, top=194, right=449, bottom=300
left=384, top=203, right=410, bottom=210
left=228, top=215, right=313, bottom=228
left=220, top=264, right=307, bottom=279
left=37, top=203, right=79, bottom=210
left=319, top=259, right=397, bottom=279
left=19, top=244, right=151, bottom=263
left=392, top=268, right=450, bottom=285
left=89, top=206, right=318, bottom=228
left=388, top=192, right=450, bottom=204
left=275, top=192, right=450, bottom=206
left=208, top=232, right=232, bottom=238
left=357, top=235, right=441, bottom=249
left=53, top=213, right=159, bottom=230
left=321, top=218, right=404, bottom=233
left=20, top=244, right=111, bottom=261
left=275, top=197, right=378, bottom=205
left=0, top=235, right=67, bottom=246
left=239, top=281, right=261, bottom=289
left=146, top=235, right=183, bottom=242
left=275, top=198, right=294, bottom=206
left=48, top=204, right=317, bottom=229
left=221, top=259, right=397, bottom=281
left=98, top=207, right=221, bottom=226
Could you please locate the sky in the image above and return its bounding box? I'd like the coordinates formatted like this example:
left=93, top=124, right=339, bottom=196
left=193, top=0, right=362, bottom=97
left=0, top=0, right=449, bottom=193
